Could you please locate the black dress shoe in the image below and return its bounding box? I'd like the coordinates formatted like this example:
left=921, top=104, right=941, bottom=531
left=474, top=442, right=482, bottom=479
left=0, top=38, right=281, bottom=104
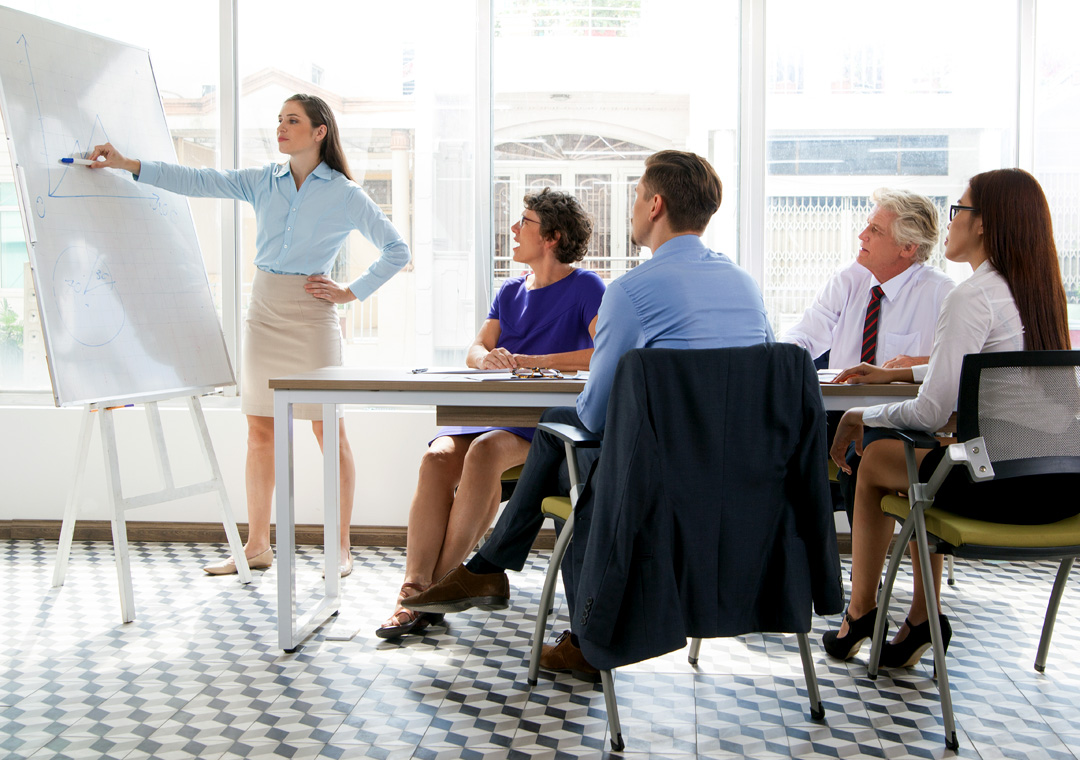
left=880, top=614, right=951, bottom=669
left=822, top=608, right=878, bottom=661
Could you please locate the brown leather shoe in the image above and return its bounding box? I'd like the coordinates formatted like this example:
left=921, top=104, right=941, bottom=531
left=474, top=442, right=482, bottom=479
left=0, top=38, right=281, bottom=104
left=401, top=564, right=510, bottom=614
left=539, top=630, right=600, bottom=683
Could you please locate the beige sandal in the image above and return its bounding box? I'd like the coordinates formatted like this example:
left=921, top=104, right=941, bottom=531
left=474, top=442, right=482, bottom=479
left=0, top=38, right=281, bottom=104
left=203, top=548, right=273, bottom=576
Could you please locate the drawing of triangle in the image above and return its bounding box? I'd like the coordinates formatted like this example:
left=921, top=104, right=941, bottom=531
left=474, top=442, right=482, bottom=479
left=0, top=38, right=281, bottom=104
left=49, top=115, right=145, bottom=200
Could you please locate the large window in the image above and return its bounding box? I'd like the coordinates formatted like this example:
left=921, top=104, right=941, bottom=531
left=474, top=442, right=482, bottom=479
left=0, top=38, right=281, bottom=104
left=238, top=0, right=480, bottom=367
left=763, top=0, right=1018, bottom=335
left=1035, top=0, right=1080, bottom=334
left=1, top=1, right=1078, bottom=396
left=492, top=0, right=741, bottom=290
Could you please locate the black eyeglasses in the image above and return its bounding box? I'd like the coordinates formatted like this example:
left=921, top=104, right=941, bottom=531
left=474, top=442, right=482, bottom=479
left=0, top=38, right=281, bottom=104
left=518, top=214, right=539, bottom=228
left=512, top=367, right=563, bottom=379
left=949, top=204, right=978, bottom=221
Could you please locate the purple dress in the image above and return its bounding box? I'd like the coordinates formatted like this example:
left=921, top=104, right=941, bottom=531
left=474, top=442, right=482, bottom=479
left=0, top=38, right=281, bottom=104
left=435, top=267, right=605, bottom=443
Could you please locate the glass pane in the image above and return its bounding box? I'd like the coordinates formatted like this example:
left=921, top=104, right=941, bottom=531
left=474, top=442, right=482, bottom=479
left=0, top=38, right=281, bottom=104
left=764, top=0, right=1018, bottom=336
left=239, top=0, right=478, bottom=367
left=1034, top=0, right=1080, bottom=341
left=493, top=0, right=740, bottom=289
left=0, top=1, right=219, bottom=390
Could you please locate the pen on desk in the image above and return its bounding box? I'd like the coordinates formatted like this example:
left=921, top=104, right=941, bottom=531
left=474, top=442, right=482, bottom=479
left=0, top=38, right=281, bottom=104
left=411, top=367, right=428, bottom=374
left=59, top=157, right=97, bottom=166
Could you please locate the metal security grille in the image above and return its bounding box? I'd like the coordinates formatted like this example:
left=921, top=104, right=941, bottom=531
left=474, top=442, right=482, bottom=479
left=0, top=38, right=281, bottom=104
left=1043, top=171, right=1080, bottom=303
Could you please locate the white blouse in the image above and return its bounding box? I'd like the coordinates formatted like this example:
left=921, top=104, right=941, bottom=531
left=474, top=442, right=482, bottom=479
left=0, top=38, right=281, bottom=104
left=862, top=261, right=1023, bottom=432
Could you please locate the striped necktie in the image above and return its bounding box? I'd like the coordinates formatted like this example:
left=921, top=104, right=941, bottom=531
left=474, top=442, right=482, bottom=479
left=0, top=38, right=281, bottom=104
left=860, top=285, right=885, bottom=365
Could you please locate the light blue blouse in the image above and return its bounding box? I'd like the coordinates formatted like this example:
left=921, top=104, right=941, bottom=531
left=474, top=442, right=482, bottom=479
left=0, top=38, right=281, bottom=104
left=136, top=160, right=411, bottom=301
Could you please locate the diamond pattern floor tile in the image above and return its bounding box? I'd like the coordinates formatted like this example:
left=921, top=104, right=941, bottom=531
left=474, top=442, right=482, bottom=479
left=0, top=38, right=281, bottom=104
left=6, top=539, right=1080, bottom=759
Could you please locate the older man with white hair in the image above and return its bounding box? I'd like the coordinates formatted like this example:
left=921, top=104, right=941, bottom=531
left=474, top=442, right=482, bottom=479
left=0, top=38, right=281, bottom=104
left=784, top=188, right=955, bottom=524
left=785, top=188, right=954, bottom=371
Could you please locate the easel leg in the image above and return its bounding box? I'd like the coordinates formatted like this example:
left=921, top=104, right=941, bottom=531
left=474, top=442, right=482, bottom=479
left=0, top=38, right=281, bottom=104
left=100, top=408, right=135, bottom=623
left=187, top=396, right=251, bottom=583
left=52, top=405, right=93, bottom=587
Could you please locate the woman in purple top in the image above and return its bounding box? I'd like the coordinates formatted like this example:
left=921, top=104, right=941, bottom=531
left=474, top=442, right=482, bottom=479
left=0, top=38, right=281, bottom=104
left=378, top=189, right=605, bottom=638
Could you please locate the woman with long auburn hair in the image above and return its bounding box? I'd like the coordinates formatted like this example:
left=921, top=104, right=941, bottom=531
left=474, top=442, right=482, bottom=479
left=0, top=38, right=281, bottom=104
left=88, top=94, right=410, bottom=577
left=821, top=168, right=1075, bottom=670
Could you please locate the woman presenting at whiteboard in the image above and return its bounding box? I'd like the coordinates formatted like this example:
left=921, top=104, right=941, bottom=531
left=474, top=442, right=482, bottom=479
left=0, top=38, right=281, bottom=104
left=89, top=94, right=410, bottom=577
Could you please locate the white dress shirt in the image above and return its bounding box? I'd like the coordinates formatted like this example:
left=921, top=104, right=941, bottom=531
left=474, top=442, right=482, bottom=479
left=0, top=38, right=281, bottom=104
left=863, top=261, right=1023, bottom=432
left=783, top=261, right=955, bottom=369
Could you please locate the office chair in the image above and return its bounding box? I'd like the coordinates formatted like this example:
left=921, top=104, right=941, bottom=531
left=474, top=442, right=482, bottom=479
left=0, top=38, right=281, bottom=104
left=524, top=345, right=842, bottom=751
left=865, top=350, right=1080, bottom=751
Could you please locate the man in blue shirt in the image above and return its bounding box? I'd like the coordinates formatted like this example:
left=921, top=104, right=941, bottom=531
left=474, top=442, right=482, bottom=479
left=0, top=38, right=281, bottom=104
left=403, top=152, right=773, bottom=668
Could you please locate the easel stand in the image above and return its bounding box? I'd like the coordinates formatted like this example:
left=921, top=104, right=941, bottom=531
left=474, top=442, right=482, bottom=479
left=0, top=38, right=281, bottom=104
left=52, top=395, right=251, bottom=622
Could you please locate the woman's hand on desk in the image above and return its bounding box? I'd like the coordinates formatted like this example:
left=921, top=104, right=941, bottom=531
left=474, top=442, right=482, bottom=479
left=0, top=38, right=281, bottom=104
left=830, top=408, right=866, bottom=474
left=833, top=363, right=913, bottom=385
left=477, top=347, right=518, bottom=370
left=305, top=275, right=356, bottom=303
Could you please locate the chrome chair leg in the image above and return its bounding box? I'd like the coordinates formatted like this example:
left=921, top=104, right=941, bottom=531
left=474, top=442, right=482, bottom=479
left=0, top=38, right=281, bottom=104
left=528, top=511, right=575, bottom=686
left=1036, top=557, right=1073, bottom=673
left=913, top=511, right=959, bottom=751
left=797, top=632, right=825, bottom=720
left=687, top=637, right=702, bottom=665
left=601, top=669, right=624, bottom=751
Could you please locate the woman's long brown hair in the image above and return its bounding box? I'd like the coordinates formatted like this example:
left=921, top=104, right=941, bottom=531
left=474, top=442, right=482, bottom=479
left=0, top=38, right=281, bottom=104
left=968, top=168, right=1071, bottom=350
left=286, top=94, right=354, bottom=182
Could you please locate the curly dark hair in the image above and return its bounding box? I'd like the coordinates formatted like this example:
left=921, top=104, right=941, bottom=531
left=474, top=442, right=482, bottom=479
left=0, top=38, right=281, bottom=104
left=523, top=188, right=592, bottom=264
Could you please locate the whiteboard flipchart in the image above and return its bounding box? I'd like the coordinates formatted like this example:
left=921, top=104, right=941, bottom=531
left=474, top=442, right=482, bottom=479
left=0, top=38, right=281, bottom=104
left=0, top=7, right=235, bottom=406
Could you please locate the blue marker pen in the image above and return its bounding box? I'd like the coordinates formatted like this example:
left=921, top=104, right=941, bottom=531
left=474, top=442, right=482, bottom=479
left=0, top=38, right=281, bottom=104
left=59, top=157, right=96, bottom=166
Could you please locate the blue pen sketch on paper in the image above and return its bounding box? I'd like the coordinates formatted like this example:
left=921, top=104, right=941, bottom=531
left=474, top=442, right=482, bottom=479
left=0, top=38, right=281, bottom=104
left=52, top=246, right=125, bottom=347
left=16, top=33, right=173, bottom=220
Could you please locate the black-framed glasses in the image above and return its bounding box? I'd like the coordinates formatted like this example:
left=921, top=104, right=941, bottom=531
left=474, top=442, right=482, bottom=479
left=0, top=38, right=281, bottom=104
left=518, top=213, right=539, bottom=228
left=949, top=204, right=978, bottom=221
left=512, top=367, right=563, bottom=379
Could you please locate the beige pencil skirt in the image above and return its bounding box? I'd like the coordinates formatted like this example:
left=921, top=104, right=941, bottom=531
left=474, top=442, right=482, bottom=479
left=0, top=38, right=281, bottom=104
left=241, top=270, right=344, bottom=421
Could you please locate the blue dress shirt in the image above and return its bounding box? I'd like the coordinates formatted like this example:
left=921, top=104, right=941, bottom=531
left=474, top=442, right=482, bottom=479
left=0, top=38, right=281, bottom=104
left=136, top=160, right=411, bottom=301
left=576, top=234, right=775, bottom=433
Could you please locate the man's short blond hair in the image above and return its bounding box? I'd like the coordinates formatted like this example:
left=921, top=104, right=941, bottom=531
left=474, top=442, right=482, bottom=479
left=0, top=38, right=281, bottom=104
left=871, top=188, right=941, bottom=263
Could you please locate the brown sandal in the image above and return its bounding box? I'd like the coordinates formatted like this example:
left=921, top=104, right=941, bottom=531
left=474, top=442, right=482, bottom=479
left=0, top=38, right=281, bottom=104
left=376, top=582, right=445, bottom=639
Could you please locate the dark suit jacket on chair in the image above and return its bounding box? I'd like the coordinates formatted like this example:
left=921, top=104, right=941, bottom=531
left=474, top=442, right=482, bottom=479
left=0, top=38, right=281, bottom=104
left=566, top=344, right=844, bottom=671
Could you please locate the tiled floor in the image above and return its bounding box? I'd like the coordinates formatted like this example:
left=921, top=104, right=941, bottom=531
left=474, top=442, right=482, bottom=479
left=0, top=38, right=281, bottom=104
left=4, top=539, right=1080, bottom=759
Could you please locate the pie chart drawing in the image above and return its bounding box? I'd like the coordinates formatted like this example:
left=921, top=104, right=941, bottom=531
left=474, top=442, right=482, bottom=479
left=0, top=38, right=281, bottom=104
left=52, top=246, right=126, bottom=347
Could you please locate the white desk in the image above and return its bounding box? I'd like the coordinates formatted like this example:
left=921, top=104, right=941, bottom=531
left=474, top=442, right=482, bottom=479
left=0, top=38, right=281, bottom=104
left=270, top=367, right=919, bottom=651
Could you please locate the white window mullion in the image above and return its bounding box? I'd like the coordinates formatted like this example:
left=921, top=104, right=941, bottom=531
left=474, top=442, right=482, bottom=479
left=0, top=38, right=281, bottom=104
left=1017, top=0, right=1037, bottom=171
left=475, top=0, right=494, bottom=334
left=219, top=0, right=241, bottom=392
left=738, top=0, right=766, bottom=289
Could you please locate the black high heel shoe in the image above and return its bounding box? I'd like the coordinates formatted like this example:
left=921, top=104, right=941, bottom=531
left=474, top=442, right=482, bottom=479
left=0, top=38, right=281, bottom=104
left=880, top=614, right=952, bottom=669
left=822, top=608, right=878, bottom=660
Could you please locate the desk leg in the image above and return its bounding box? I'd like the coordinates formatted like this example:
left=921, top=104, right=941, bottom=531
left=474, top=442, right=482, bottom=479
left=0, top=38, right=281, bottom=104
left=275, top=393, right=298, bottom=651
left=323, top=403, right=341, bottom=601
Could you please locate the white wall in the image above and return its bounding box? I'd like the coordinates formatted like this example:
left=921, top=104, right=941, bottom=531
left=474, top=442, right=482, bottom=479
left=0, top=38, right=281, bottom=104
left=0, top=403, right=437, bottom=527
